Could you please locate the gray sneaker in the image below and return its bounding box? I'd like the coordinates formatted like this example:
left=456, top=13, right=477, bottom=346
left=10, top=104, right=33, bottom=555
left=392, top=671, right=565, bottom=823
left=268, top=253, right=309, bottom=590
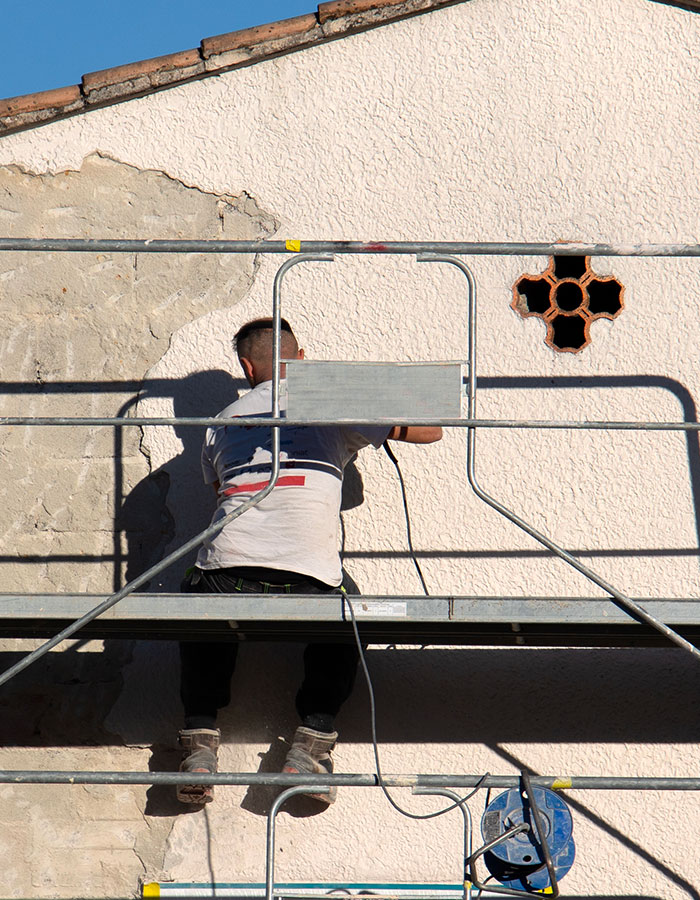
left=177, top=727, right=220, bottom=804
left=282, top=726, right=338, bottom=804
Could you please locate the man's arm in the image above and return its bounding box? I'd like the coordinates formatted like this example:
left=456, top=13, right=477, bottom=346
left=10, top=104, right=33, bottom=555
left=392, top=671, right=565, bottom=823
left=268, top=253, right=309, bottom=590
left=388, top=426, right=442, bottom=443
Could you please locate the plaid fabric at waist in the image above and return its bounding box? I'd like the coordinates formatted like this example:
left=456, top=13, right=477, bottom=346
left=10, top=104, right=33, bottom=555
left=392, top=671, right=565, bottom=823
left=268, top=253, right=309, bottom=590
left=233, top=574, right=333, bottom=594
left=183, top=566, right=341, bottom=596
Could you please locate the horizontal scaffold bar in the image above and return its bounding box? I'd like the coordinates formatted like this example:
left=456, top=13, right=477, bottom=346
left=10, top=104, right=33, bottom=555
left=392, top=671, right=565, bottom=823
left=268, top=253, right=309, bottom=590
left=3, top=594, right=700, bottom=647
left=2, top=771, right=700, bottom=790
left=2, top=416, right=700, bottom=431
left=3, top=238, right=700, bottom=256
left=3, top=593, right=700, bottom=625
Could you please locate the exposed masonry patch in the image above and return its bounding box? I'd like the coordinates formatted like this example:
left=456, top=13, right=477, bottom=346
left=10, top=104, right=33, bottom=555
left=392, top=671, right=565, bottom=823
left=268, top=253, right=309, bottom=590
left=0, top=152, right=278, bottom=595
left=512, top=255, right=625, bottom=353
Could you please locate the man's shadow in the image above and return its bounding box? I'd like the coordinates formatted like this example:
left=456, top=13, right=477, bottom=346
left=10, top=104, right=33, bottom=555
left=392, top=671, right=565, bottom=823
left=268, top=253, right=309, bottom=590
left=0, top=370, right=244, bottom=752
left=119, top=369, right=245, bottom=590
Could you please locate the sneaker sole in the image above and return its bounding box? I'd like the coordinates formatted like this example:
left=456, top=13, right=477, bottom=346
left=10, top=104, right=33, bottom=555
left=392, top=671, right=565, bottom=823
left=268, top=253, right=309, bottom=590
left=177, top=767, right=215, bottom=804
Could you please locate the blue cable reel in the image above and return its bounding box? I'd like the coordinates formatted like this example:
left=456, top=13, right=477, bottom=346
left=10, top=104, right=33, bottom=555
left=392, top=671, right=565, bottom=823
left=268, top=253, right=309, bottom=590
left=480, top=785, right=575, bottom=894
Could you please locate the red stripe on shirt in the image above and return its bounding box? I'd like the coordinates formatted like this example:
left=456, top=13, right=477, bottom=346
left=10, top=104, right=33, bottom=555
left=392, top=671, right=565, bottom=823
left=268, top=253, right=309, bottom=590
left=222, top=475, right=306, bottom=496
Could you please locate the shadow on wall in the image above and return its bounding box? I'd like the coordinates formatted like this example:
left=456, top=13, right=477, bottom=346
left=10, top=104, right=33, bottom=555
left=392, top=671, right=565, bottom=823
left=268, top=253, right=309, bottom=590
left=0, top=368, right=366, bottom=591
left=0, top=368, right=242, bottom=592
left=480, top=374, right=700, bottom=557
left=491, top=744, right=697, bottom=900
left=121, top=373, right=367, bottom=590
left=346, top=374, right=700, bottom=569
left=2, top=642, right=700, bottom=747
left=118, top=368, right=247, bottom=591
left=0, top=369, right=242, bottom=751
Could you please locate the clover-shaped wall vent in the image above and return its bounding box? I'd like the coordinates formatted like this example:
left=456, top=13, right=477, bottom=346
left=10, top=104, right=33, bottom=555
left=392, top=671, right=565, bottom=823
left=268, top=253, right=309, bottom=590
left=512, top=255, right=624, bottom=352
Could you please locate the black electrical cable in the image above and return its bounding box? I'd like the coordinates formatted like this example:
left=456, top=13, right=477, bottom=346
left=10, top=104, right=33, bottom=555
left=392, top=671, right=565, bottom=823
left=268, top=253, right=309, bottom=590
left=343, top=590, right=489, bottom=819
left=382, top=441, right=430, bottom=596
left=340, top=441, right=488, bottom=818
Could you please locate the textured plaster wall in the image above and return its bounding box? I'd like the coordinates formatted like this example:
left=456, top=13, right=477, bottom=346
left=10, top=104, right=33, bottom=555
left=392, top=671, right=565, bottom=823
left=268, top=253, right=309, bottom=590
left=1, top=0, right=700, bottom=896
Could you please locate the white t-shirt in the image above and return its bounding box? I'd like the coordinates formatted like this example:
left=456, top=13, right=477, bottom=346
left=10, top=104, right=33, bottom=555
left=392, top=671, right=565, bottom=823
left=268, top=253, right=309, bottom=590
left=196, top=380, right=390, bottom=586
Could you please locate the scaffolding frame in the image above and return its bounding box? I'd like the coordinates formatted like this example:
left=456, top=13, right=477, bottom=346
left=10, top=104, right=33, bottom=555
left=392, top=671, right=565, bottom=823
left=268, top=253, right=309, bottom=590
left=2, top=239, right=700, bottom=686
left=3, top=239, right=700, bottom=897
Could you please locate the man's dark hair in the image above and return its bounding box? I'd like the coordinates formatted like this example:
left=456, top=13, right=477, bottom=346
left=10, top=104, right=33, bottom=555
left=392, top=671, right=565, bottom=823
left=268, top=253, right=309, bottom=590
left=233, top=317, right=298, bottom=362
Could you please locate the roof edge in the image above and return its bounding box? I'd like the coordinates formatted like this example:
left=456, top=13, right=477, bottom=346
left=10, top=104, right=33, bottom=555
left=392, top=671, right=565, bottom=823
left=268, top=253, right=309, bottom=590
left=0, top=0, right=465, bottom=137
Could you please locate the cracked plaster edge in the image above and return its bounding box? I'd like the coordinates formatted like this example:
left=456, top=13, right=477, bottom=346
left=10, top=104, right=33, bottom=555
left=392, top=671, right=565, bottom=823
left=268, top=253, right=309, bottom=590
left=130, top=252, right=281, bottom=532
left=116, top=167, right=281, bottom=596
left=128, top=186, right=281, bottom=436
left=2, top=147, right=281, bottom=561
left=2, top=151, right=283, bottom=246
left=0, top=149, right=252, bottom=208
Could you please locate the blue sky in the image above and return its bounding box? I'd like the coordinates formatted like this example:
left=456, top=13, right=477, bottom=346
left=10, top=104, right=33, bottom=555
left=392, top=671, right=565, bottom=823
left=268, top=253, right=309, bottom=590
left=3, top=1, right=314, bottom=100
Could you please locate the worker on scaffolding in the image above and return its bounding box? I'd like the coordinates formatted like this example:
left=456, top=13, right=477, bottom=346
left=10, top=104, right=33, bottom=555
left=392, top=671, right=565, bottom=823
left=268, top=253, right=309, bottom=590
left=177, top=317, right=442, bottom=804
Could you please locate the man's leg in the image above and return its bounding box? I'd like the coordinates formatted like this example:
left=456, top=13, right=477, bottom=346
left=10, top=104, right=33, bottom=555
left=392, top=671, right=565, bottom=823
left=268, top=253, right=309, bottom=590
left=179, top=641, right=238, bottom=731
left=295, top=642, right=359, bottom=733
left=176, top=569, right=239, bottom=804
left=284, top=571, right=361, bottom=803
left=177, top=640, right=236, bottom=805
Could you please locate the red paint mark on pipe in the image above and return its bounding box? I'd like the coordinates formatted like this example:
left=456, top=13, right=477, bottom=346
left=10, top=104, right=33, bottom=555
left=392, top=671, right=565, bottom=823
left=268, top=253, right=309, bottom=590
left=364, top=242, right=388, bottom=251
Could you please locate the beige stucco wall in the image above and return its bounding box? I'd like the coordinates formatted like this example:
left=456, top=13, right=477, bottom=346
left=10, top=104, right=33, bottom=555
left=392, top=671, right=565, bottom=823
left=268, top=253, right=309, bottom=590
left=1, top=0, right=700, bottom=896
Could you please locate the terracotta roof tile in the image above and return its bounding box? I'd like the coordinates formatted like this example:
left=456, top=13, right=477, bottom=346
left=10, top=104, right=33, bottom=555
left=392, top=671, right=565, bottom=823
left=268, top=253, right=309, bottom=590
left=202, top=13, right=322, bottom=72
left=83, top=49, right=204, bottom=104
left=0, top=84, right=82, bottom=118
left=201, top=14, right=318, bottom=58
left=318, top=0, right=401, bottom=23
left=83, top=49, right=202, bottom=91
left=319, top=0, right=457, bottom=34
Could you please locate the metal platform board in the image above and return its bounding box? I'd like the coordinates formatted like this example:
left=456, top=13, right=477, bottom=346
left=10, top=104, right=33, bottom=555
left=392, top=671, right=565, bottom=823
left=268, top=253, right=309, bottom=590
left=143, top=884, right=470, bottom=899
left=3, top=593, right=700, bottom=646
left=142, top=883, right=520, bottom=900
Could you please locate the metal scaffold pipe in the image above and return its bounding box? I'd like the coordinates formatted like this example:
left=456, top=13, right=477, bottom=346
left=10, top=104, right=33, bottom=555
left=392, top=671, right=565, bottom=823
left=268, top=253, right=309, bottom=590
left=2, top=771, right=700, bottom=790
left=4, top=238, right=700, bottom=255
left=4, top=416, right=700, bottom=431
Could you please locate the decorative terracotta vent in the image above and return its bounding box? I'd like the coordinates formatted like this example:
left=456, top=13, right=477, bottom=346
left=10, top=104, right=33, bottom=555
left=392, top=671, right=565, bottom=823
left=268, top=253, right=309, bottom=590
left=512, top=255, right=624, bottom=352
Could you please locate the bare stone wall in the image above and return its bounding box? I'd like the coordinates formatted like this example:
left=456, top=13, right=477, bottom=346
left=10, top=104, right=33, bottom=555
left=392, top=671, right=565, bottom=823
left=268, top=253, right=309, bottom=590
left=0, top=153, right=277, bottom=594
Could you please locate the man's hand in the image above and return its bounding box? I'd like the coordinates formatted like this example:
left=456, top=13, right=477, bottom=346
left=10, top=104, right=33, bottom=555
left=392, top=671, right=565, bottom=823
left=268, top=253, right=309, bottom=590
left=388, top=426, right=442, bottom=443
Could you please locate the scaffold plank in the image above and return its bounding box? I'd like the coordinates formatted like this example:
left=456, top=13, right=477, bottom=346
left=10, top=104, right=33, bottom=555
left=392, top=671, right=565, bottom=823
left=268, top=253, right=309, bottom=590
left=1, top=593, right=699, bottom=646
